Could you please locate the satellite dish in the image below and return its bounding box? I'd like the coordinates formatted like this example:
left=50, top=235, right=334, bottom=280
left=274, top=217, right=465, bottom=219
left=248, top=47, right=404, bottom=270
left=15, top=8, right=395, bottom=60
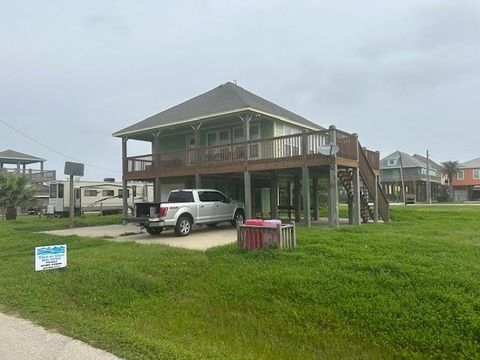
left=318, top=144, right=340, bottom=156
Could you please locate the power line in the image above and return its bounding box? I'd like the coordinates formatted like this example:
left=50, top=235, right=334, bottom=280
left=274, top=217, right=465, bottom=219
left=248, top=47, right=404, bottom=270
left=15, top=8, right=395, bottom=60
left=0, top=118, right=121, bottom=174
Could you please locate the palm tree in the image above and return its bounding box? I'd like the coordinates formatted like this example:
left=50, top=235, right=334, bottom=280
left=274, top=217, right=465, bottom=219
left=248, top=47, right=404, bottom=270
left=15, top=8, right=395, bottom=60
left=0, top=174, right=37, bottom=220
left=441, top=161, right=460, bottom=201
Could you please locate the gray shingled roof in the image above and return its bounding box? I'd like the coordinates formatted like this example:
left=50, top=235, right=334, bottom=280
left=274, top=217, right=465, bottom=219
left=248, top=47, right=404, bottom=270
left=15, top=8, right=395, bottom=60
left=459, top=157, right=480, bottom=168
left=113, top=82, right=323, bottom=137
left=0, top=149, right=45, bottom=164
left=412, top=154, right=442, bottom=171
left=381, top=151, right=427, bottom=169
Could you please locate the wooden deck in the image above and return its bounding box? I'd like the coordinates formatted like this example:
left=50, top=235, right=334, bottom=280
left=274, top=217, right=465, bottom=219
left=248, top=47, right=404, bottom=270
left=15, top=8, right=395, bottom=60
left=125, top=129, right=379, bottom=180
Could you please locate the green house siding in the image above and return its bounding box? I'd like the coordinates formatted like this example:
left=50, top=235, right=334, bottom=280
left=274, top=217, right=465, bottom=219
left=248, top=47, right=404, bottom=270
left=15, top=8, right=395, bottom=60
left=150, top=117, right=316, bottom=156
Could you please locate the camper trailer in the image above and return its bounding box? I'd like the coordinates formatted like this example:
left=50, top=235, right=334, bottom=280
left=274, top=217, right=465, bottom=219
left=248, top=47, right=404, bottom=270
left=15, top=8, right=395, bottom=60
left=46, top=180, right=153, bottom=216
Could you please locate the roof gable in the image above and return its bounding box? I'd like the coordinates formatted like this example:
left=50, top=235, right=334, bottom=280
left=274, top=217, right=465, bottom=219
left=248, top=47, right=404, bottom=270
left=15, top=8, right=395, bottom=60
left=113, top=82, right=323, bottom=137
left=381, top=151, right=427, bottom=169
left=0, top=149, right=45, bottom=164
left=459, top=157, right=480, bottom=168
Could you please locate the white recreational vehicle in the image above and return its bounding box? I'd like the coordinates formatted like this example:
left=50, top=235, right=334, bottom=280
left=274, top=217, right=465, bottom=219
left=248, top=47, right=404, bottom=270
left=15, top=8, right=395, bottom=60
left=46, top=180, right=154, bottom=216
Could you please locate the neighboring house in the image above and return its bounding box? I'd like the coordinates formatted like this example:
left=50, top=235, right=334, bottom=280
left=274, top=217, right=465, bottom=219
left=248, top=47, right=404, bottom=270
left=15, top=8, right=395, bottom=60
left=380, top=151, right=442, bottom=203
left=0, top=149, right=56, bottom=209
left=452, top=157, right=480, bottom=201
left=113, top=82, right=389, bottom=227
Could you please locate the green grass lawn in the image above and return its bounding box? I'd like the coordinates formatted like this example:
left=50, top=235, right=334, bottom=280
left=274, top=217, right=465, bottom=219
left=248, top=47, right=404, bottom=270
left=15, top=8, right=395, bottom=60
left=0, top=208, right=479, bottom=359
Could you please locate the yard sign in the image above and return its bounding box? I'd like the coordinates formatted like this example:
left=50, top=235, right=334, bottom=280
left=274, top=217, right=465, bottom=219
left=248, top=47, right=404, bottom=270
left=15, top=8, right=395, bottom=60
left=35, top=244, right=67, bottom=271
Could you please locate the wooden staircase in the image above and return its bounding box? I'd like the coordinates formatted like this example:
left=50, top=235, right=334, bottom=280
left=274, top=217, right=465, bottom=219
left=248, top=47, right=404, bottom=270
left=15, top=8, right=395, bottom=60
left=337, top=144, right=390, bottom=223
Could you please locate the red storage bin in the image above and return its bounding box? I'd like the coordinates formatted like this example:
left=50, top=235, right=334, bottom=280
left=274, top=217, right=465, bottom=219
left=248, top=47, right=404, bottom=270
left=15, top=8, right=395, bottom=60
left=244, top=219, right=264, bottom=249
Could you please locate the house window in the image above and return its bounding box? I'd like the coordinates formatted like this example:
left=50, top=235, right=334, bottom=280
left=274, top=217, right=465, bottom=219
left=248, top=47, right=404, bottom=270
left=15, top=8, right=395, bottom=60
left=387, top=159, right=397, bottom=166
left=206, top=129, right=231, bottom=146
left=102, top=190, right=115, bottom=197
left=457, top=171, right=464, bottom=180
left=474, top=169, right=480, bottom=179
left=84, top=190, right=98, bottom=197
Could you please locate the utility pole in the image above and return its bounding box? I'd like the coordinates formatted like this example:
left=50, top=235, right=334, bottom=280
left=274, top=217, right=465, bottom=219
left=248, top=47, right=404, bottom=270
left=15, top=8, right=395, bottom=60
left=426, top=150, right=432, bottom=204
left=398, top=153, right=406, bottom=204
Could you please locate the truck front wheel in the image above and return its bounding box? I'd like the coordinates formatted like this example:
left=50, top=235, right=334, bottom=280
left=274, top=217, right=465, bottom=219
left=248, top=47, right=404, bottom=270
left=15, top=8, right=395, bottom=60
left=175, top=215, right=192, bottom=236
left=146, top=227, right=163, bottom=235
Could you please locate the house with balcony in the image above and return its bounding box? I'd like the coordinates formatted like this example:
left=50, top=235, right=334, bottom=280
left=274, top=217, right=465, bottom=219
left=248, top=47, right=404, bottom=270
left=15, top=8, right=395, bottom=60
left=452, top=157, right=480, bottom=201
left=380, top=151, right=442, bottom=203
left=113, top=82, right=388, bottom=227
left=0, top=149, right=56, bottom=208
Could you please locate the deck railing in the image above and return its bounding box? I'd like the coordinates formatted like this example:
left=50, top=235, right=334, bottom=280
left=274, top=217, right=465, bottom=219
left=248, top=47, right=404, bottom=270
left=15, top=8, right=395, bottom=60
left=127, top=129, right=359, bottom=175
left=364, top=149, right=380, bottom=170
left=0, top=168, right=56, bottom=182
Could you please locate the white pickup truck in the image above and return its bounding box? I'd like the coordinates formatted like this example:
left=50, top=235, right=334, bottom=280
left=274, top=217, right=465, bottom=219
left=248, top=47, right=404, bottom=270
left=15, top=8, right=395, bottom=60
left=134, top=189, right=245, bottom=236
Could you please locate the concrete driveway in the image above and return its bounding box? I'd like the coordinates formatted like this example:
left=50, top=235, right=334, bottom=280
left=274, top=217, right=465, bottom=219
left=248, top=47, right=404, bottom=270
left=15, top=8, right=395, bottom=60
left=42, top=223, right=237, bottom=251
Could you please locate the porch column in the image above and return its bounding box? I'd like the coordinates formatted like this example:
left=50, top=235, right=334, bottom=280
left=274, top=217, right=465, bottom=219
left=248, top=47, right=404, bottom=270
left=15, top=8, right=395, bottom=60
left=413, top=180, right=417, bottom=202
left=244, top=171, right=252, bottom=220
left=302, top=166, right=311, bottom=227
left=241, top=113, right=253, bottom=162
left=154, top=178, right=162, bottom=203
left=16, top=161, right=20, bottom=174
left=312, top=175, right=319, bottom=220
left=195, top=174, right=201, bottom=189
left=352, top=133, right=361, bottom=226
left=328, top=125, right=339, bottom=228
left=122, top=137, right=128, bottom=224
left=373, top=174, right=379, bottom=223
left=22, top=163, right=26, bottom=174
left=352, top=168, right=361, bottom=225
left=270, top=172, right=279, bottom=219
left=40, top=161, right=44, bottom=177
left=294, top=174, right=301, bottom=222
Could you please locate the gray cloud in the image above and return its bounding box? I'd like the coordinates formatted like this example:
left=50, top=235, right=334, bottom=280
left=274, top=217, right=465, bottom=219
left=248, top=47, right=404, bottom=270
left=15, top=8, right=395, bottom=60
left=0, top=0, right=479, bottom=179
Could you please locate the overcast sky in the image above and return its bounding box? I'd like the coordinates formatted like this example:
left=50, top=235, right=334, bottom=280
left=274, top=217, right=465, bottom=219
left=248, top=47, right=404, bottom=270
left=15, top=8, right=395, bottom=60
left=1, top=0, right=479, bottom=180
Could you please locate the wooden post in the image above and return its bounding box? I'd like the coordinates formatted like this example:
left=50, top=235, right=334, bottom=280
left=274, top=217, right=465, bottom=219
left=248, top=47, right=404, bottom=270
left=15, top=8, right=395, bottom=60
left=312, top=175, right=318, bottom=220
left=294, top=174, right=301, bottom=222
left=302, top=165, right=311, bottom=227
left=195, top=174, right=201, bottom=189
left=122, top=137, right=128, bottom=224
left=374, top=175, right=379, bottom=223
left=154, top=178, right=162, bottom=202
left=69, top=174, right=74, bottom=229
left=244, top=171, right=252, bottom=220
left=328, top=125, right=339, bottom=228
left=352, top=168, right=361, bottom=225
left=270, top=172, right=279, bottom=219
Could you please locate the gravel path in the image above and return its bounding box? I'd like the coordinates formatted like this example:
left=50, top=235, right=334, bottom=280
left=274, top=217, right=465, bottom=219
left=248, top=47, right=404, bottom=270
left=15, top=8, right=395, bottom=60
left=0, top=312, right=122, bottom=360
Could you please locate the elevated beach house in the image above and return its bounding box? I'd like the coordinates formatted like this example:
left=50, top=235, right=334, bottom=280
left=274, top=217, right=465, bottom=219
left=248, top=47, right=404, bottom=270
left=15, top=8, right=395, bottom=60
left=380, top=151, right=442, bottom=203
left=113, top=82, right=388, bottom=227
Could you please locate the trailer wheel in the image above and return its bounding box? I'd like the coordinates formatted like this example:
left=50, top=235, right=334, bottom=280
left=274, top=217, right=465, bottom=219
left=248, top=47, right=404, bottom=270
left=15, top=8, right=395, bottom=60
left=146, top=227, right=163, bottom=235
left=175, top=215, right=192, bottom=236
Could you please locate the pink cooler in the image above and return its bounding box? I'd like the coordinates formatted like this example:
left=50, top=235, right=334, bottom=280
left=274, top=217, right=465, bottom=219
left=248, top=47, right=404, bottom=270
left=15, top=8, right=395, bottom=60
left=244, top=219, right=264, bottom=249
left=262, top=219, right=282, bottom=246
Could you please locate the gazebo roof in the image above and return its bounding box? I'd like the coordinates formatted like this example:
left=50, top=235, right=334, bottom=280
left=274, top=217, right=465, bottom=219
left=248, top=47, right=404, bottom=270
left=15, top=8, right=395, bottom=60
left=113, top=82, right=323, bottom=138
left=0, top=150, right=45, bottom=165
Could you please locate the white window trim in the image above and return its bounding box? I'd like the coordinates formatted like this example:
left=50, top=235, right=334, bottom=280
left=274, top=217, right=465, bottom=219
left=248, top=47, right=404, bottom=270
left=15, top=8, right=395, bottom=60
left=457, top=170, right=464, bottom=180
left=387, top=159, right=397, bottom=167
left=473, top=169, right=480, bottom=179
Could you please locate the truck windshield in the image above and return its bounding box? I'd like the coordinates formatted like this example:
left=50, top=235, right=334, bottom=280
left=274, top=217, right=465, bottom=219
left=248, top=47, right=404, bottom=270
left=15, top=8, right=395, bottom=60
left=168, top=191, right=194, bottom=203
